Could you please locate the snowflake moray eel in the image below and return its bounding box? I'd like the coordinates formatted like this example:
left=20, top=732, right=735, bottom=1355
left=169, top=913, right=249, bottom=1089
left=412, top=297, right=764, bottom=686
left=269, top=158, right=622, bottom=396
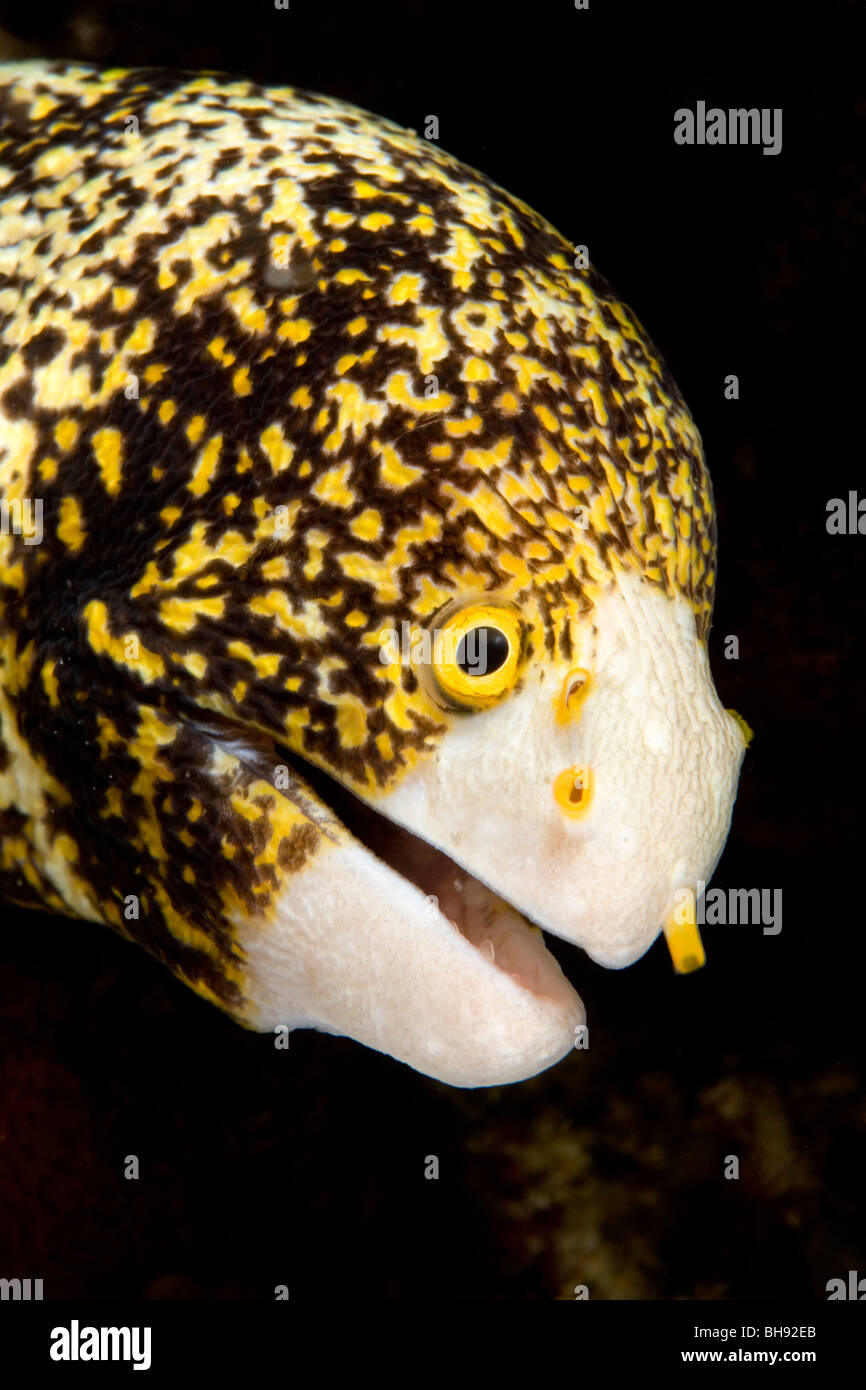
left=0, top=61, right=746, bottom=1086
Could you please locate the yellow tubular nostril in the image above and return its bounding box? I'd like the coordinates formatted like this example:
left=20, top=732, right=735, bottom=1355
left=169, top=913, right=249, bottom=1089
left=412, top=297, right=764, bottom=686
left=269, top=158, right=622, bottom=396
left=555, top=667, right=591, bottom=725
left=663, top=889, right=706, bottom=974
left=726, top=707, right=754, bottom=748
left=553, top=764, right=592, bottom=817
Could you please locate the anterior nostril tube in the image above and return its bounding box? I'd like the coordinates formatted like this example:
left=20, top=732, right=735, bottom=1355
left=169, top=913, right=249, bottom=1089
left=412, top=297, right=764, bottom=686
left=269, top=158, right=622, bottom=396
left=663, top=889, right=706, bottom=974
left=553, top=764, right=593, bottom=817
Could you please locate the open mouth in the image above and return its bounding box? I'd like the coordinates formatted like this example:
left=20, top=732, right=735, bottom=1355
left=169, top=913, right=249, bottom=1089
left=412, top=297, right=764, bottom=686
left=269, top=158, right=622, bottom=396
left=281, top=747, right=579, bottom=1011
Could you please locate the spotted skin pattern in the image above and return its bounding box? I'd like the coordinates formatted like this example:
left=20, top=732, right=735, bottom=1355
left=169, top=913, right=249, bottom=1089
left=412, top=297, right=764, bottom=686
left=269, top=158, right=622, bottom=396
left=0, top=61, right=716, bottom=1017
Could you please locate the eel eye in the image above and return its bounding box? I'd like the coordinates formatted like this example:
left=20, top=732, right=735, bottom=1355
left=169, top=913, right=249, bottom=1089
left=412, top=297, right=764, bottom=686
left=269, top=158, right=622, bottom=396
left=423, top=600, right=525, bottom=711
left=456, top=626, right=509, bottom=675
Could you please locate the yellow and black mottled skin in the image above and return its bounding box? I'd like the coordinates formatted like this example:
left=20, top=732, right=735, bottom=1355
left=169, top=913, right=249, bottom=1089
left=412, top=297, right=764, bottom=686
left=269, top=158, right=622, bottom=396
left=0, top=61, right=716, bottom=1017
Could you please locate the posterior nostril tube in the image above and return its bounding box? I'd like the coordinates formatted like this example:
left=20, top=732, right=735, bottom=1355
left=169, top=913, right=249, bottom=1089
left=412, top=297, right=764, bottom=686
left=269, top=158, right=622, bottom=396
left=556, top=667, right=591, bottom=724
left=553, top=764, right=593, bottom=817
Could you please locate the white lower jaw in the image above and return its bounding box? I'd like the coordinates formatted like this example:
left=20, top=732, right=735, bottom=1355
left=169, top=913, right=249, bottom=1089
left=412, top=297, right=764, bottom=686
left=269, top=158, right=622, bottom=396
left=232, top=835, right=584, bottom=1088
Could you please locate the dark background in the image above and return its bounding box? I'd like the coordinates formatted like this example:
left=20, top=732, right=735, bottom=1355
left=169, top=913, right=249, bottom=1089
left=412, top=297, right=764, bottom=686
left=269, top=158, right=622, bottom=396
left=0, top=0, right=863, bottom=1299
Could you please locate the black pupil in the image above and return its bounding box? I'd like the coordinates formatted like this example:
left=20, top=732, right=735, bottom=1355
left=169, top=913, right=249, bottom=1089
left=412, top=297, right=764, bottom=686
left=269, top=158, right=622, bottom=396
left=456, top=626, right=509, bottom=676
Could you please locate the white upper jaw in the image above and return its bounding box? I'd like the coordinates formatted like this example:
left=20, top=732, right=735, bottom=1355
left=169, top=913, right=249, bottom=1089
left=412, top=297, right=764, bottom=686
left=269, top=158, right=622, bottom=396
left=369, top=579, right=747, bottom=971
left=289, top=754, right=584, bottom=1015
left=333, top=782, right=579, bottom=1002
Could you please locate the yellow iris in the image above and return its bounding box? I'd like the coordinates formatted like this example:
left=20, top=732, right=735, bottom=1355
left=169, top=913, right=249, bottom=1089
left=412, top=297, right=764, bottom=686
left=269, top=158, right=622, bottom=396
left=423, top=599, right=525, bottom=711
